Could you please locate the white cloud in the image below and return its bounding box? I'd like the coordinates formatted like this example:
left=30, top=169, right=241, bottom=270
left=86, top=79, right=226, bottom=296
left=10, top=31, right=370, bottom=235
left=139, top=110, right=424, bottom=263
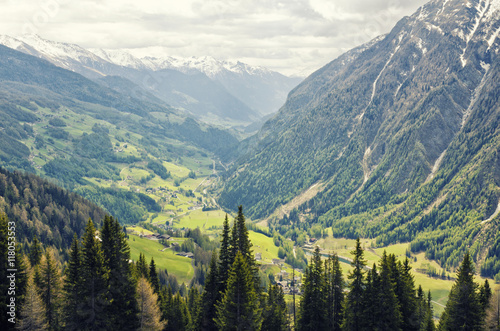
left=0, top=0, right=429, bottom=76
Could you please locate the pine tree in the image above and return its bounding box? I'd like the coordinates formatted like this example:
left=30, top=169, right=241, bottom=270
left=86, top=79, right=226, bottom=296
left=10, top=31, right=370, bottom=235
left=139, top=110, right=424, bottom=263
left=297, top=246, right=327, bottom=331
left=261, top=284, right=288, bottom=331
left=362, top=263, right=381, bottom=330
left=136, top=253, right=149, bottom=280
left=149, top=258, right=160, bottom=295
left=136, top=277, right=165, bottom=331
left=215, top=251, right=262, bottom=330
left=187, top=286, right=201, bottom=329
left=36, top=249, right=62, bottom=330
left=325, top=254, right=344, bottom=331
left=230, top=206, right=260, bottom=292
left=29, top=235, right=42, bottom=267
left=439, top=251, right=484, bottom=331
left=424, top=290, right=435, bottom=331
left=164, top=293, right=192, bottom=331
left=199, top=251, right=219, bottom=330
left=80, top=219, right=109, bottom=330
left=342, top=238, right=366, bottom=331
left=398, top=258, right=419, bottom=331
left=18, top=271, right=48, bottom=331
left=63, top=235, right=85, bottom=330
left=100, top=215, right=139, bottom=330
left=479, top=279, right=492, bottom=312
left=218, top=214, right=232, bottom=294
left=377, top=251, right=402, bottom=330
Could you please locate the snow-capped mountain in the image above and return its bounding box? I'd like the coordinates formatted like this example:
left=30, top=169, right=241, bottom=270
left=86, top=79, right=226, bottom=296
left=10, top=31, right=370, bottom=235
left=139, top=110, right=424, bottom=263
left=90, top=49, right=302, bottom=116
left=0, top=34, right=301, bottom=122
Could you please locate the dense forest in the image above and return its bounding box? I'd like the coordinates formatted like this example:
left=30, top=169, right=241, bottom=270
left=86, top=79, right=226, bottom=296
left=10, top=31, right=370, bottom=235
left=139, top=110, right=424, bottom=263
left=1, top=207, right=498, bottom=330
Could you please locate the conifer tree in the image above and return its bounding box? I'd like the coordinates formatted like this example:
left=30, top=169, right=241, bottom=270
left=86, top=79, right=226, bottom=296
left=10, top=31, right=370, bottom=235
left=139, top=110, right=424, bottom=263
left=187, top=286, right=201, bottom=329
left=136, top=253, right=149, bottom=279
left=136, top=277, right=165, bottom=331
left=261, top=284, right=288, bottom=331
left=18, top=271, right=48, bottom=331
left=164, top=293, right=192, bottom=331
left=393, top=257, right=419, bottom=330
left=218, top=214, right=232, bottom=294
left=100, top=215, right=139, bottom=329
left=325, top=254, right=344, bottom=331
left=342, top=238, right=366, bottom=331
left=149, top=258, right=160, bottom=295
left=439, top=251, right=483, bottom=331
left=80, top=219, right=109, bottom=330
left=362, top=263, right=381, bottom=330
left=424, top=290, right=435, bottom=331
left=29, top=235, right=43, bottom=267
left=377, top=251, right=402, bottom=330
left=230, top=206, right=260, bottom=292
left=479, top=279, right=492, bottom=312
left=215, top=251, right=262, bottom=331
left=297, top=246, right=327, bottom=331
left=160, top=286, right=173, bottom=328
left=36, top=249, right=62, bottom=330
left=200, top=251, right=219, bottom=330
left=63, top=235, right=85, bottom=330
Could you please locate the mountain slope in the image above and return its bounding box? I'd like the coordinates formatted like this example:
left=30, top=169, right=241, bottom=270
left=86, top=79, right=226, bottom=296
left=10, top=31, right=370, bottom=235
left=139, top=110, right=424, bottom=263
left=0, top=45, right=237, bottom=223
left=0, top=167, right=107, bottom=249
left=220, top=0, right=500, bottom=277
left=0, top=35, right=300, bottom=123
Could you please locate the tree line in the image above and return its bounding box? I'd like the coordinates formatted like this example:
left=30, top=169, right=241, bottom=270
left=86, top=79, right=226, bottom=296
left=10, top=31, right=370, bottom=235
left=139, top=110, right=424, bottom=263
left=1, top=207, right=499, bottom=330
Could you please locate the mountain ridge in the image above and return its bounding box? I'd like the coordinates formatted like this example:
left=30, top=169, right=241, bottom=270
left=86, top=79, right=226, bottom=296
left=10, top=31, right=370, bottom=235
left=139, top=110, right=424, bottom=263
left=219, top=0, right=500, bottom=277
left=0, top=34, right=301, bottom=121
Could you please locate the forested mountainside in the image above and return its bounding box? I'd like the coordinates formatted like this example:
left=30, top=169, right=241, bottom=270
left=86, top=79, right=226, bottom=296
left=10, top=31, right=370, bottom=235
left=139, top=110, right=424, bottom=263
left=220, top=0, right=500, bottom=277
left=0, top=167, right=106, bottom=249
left=0, top=45, right=236, bottom=223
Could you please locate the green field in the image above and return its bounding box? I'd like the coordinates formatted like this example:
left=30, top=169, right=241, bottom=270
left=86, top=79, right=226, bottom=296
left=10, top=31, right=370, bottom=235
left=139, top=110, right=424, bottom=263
left=127, top=234, right=194, bottom=284
left=249, top=231, right=280, bottom=263
left=173, top=209, right=229, bottom=231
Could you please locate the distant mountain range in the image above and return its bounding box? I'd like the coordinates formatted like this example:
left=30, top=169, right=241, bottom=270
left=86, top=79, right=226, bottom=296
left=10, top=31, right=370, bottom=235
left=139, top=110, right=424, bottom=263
left=0, top=35, right=302, bottom=125
left=220, top=0, right=500, bottom=278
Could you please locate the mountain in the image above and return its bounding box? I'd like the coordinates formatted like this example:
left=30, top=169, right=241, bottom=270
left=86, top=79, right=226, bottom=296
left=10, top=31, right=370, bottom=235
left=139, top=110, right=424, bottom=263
left=220, top=0, right=500, bottom=278
left=0, top=35, right=301, bottom=123
left=0, top=44, right=236, bottom=222
left=115, top=53, right=303, bottom=116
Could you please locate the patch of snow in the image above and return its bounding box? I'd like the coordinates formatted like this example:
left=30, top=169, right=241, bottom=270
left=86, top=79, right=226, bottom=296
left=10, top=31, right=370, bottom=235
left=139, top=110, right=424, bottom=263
left=437, top=0, right=451, bottom=16
left=416, top=38, right=428, bottom=54
left=16, top=34, right=104, bottom=64
left=488, top=25, right=500, bottom=47
left=460, top=0, right=490, bottom=67
left=480, top=61, right=491, bottom=71
left=362, top=46, right=399, bottom=116
left=417, top=7, right=430, bottom=21
left=486, top=0, right=500, bottom=17
left=425, top=23, right=445, bottom=35
left=0, top=35, right=24, bottom=49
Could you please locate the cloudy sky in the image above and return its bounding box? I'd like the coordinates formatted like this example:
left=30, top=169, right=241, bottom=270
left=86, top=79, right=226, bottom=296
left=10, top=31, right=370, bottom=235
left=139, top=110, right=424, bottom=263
left=1, top=0, right=429, bottom=76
